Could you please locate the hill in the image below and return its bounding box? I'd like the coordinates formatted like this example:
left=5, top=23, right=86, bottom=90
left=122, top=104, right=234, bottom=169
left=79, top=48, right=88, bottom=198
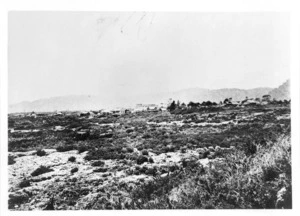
left=268, top=80, right=290, bottom=100
left=10, top=81, right=290, bottom=113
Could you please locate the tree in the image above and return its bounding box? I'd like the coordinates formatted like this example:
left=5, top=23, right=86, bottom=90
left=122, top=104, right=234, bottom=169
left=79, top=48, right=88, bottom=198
left=223, top=98, right=230, bottom=104
left=202, top=101, right=213, bottom=106
left=167, top=101, right=176, bottom=111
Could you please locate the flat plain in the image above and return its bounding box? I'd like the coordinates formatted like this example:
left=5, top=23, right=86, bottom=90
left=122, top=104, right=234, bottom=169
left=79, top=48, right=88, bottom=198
left=8, top=102, right=291, bottom=210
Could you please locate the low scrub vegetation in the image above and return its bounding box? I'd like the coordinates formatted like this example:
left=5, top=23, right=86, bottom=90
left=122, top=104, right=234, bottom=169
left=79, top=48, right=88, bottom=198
left=8, top=155, right=16, bottom=165
left=56, top=145, right=75, bottom=152
left=36, top=149, right=46, bottom=156
left=127, top=135, right=291, bottom=209
left=8, top=103, right=291, bottom=210
left=91, top=160, right=105, bottom=167
left=31, top=166, right=54, bottom=177
left=68, top=156, right=76, bottom=162
left=19, top=179, right=31, bottom=188
left=71, top=167, right=78, bottom=174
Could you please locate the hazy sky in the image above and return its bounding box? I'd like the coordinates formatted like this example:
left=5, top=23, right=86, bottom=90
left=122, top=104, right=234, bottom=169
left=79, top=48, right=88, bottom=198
left=8, top=12, right=290, bottom=104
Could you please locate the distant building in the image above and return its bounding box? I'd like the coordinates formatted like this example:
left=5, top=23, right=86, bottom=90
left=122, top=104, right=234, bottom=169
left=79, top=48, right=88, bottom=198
left=243, top=99, right=260, bottom=106
left=29, top=112, right=37, bottom=118
left=262, top=95, right=271, bottom=102
left=120, top=108, right=133, bottom=114
left=111, top=109, right=121, bottom=115
left=160, top=107, right=167, bottom=112
left=147, top=106, right=159, bottom=112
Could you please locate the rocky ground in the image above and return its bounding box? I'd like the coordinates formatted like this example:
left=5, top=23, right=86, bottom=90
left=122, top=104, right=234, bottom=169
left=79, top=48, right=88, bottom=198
left=9, top=146, right=229, bottom=210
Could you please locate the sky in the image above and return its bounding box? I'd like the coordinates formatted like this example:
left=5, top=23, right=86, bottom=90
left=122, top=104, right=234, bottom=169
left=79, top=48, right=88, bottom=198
left=8, top=12, right=290, bottom=104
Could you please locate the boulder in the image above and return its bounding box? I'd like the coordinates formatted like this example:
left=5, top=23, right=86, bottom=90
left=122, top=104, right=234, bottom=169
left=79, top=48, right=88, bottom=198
left=121, top=148, right=127, bottom=153
left=208, top=146, right=215, bottom=152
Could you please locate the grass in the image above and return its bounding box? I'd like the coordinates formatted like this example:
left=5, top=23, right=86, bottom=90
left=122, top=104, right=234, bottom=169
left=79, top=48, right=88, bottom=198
left=127, top=135, right=291, bottom=209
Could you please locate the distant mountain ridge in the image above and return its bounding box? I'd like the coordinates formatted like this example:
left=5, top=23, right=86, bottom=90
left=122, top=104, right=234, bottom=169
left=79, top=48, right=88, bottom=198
left=9, top=80, right=290, bottom=113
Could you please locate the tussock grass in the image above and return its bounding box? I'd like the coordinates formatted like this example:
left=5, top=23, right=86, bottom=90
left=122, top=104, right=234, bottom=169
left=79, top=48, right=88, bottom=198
left=250, top=136, right=291, bottom=176
left=128, top=135, right=292, bottom=209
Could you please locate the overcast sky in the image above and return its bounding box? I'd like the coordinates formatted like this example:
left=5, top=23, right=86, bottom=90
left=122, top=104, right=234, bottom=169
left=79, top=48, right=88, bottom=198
left=8, top=12, right=290, bottom=104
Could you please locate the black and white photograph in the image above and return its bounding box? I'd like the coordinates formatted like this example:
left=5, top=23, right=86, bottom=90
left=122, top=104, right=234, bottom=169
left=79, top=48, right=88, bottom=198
left=1, top=2, right=299, bottom=212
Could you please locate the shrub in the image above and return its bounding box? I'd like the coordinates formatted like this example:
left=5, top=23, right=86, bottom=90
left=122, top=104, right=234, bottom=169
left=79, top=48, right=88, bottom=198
left=31, top=166, right=54, bottom=177
left=8, top=118, right=15, bottom=127
left=262, top=166, right=280, bottom=182
left=84, top=147, right=123, bottom=161
left=129, top=171, right=183, bottom=208
left=141, top=149, right=149, bottom=156
left=8, top=155, right=16, bottom=165
left=145, top=167, right=156, bottom=176
left=68, top=156, right=76, bottom=162
left=126, top=147, right=134, bottom=153
left=77, top=145, right=89, bottom=154
left=94, top=167, right=108, bottom=173
left=91, top=160, right=105, bottom=167
left=244, top=140, right=258, bottom=156
left=8, top=192, right=29, bottom=209
left=56, top=145, right=75, bottom=152
left=137, top=155, right=148, bottom=165
left=142, top=133, right=151, bottom=139
left=75, top=131, right=90, bottom=141
left=36, top=149, right=46, bottom=156
left=148, top=157, right=154, bottom=163
left=19, top=179, right=31, bottom=188
left=71, top=167, right=78, bottom=174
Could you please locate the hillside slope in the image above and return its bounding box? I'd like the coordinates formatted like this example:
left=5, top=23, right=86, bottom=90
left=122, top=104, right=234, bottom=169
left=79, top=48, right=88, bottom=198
left=268, top=80, right=290, bottom=100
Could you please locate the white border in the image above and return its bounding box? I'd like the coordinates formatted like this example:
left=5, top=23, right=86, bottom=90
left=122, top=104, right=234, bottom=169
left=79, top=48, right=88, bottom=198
left=1, top=1, right=299, bottom=216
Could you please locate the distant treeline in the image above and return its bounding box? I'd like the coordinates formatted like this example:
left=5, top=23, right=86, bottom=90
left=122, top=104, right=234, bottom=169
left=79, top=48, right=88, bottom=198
left=167, top=97, right=290, bottom=114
